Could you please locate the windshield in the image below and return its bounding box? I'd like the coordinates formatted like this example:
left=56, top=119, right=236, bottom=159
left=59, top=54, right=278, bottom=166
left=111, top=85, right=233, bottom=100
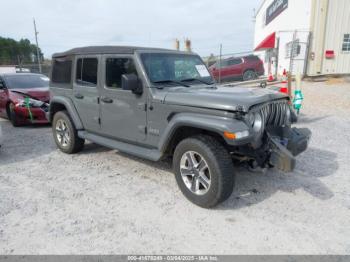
left=4, top=74, right=49, bottom=89
left=140, top=53, right=213, bottom=86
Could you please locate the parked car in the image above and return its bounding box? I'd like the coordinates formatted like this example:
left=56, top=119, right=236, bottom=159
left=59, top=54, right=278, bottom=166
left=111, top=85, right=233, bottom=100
left=209, top=55, right=265, bottom=82
left=0, top=73, right=50, bottom=126
left=49, top=46, right=310, bottom=208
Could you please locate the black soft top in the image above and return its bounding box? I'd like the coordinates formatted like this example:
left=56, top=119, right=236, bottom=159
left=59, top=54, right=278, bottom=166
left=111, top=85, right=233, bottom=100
left=52, top=46, right=174, bottom=58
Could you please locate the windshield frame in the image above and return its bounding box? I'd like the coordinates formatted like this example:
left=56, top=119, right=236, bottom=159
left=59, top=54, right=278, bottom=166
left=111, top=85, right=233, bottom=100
left=3, top=74, right=50, bottom=89
left=137, top=51, right=214, bottom=88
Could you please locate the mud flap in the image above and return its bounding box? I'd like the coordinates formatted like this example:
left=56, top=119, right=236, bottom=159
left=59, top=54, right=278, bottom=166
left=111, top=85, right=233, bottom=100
left=267, top=126, right=311, bottom=172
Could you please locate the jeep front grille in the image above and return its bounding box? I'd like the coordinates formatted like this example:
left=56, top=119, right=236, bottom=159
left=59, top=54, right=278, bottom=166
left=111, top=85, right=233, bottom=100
left=254, top=100, right=290, bottom=128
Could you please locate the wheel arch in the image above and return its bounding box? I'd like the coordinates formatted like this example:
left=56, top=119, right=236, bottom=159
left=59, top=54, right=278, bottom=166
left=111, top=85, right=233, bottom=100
left=49, top=96, right=84, bottom=130
left=159, top=113, right=250, bottom=156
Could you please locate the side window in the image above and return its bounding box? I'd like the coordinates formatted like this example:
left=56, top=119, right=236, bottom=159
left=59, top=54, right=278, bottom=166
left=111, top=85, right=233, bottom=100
left=228, top=58, right=242, bottom=66
left=342, top=34, right=350, bottom=52
left=76, top=58, right=98, bottom=86
left=105, top=58, right=138, bottom=88
left=218, top=60, right=229, bottom=68
left=52, top=58, right=72, bottom=83
left=0, top=77, right=5, bottom=88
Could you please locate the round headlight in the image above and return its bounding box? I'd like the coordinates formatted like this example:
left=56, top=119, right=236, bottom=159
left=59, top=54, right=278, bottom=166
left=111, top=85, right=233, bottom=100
left=252, top=112, right=263, bottom=132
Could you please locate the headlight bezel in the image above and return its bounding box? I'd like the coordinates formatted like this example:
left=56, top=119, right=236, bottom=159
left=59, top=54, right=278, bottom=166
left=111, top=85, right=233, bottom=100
left=16, top=98, right=45, bottom=108
left=245, top=111, right=263, bottom=133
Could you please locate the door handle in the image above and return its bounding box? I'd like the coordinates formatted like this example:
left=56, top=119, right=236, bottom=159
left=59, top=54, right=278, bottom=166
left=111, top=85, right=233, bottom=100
left=74, top=93, right=84, bottom=99
left=101, top=97, right=113, bottom=103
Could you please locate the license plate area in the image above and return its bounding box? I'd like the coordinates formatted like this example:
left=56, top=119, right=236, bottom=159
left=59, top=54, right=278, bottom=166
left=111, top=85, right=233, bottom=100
left=266, top=126, right=311, bottom=172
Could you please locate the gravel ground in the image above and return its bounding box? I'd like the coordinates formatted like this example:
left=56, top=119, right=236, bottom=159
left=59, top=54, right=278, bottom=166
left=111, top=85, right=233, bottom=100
left=0, top=80, right=349, bottom=254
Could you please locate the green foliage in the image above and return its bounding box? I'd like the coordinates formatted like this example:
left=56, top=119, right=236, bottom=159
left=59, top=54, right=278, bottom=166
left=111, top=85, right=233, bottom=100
left=0, top=37, right=44, bottom=65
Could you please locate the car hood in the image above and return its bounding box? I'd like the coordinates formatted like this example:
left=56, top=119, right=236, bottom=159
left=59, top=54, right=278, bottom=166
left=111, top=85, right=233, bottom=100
left=163, top=85, right=288, bottom=112
left=10, top=87, right=50, bottom=103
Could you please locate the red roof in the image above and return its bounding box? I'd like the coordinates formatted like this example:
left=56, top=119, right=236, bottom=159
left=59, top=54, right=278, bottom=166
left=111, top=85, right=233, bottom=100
left=254, top=32, right=276, bottom=51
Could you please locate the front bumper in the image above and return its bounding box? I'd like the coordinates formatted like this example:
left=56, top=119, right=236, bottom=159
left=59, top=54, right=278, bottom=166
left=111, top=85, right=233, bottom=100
left=13, top=106, right=49, bottom=124
left=267, top=126, right=311, bottom=172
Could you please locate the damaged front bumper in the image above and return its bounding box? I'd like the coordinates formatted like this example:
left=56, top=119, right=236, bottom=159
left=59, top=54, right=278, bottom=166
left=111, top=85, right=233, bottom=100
left=267, top=126, right=311, bottom=172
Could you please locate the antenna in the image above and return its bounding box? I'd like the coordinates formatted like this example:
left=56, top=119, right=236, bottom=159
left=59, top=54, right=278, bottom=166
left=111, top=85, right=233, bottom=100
left=33, top=18, right=42, bottom=73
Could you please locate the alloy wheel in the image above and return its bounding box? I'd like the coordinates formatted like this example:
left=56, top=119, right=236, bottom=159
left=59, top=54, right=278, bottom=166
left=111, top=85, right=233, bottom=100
left=55, top=119, right=70, bottom=147
left=180, top=151, right=211, bottom=195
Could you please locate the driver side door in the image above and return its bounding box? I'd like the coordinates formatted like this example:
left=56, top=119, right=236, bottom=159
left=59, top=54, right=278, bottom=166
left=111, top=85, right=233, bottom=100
left=99, top=55, right=147, bottom=143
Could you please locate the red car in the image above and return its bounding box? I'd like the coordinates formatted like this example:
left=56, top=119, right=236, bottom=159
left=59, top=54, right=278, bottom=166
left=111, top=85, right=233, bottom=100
left=0, top=73, right=50, bottom=126
left=209, top=55, right=265, bottom=82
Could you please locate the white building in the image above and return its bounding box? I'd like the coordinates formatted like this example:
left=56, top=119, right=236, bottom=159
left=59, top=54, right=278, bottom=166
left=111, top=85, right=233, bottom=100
left=254, top=0, right=350, bottom=77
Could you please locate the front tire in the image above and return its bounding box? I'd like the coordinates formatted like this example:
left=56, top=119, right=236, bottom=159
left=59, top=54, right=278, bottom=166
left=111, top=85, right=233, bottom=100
left=7, top=103, right=20, bottom=127
left=52, top=111, right=85, bottom=154
left=173, top=135, right=235, bottom=208
left=243, top=70, right=257, bottom=81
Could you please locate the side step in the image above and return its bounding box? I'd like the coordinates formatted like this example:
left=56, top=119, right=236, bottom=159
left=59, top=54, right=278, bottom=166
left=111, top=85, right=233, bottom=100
left=78, top=131, right=162, bottom=161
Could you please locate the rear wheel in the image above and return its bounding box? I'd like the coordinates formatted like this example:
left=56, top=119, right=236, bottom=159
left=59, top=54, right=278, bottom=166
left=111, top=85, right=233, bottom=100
left=173, top=135, right=235, bottom=208
left=52, top=111, right=85, bottom=154
left=243, top=70, right=257, bottom=81
left=7, top=103, right=20, bottom=127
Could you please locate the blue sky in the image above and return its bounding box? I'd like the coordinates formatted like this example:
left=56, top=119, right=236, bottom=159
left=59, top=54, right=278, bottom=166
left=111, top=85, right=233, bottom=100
left=0, top=0, right=261, bottom=58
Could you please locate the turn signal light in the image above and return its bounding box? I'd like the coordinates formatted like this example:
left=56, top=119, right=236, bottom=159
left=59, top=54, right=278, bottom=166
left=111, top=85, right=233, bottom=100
left=223, top=131, right=236, bottom=140
left=224, top=130, right=249, bottom=140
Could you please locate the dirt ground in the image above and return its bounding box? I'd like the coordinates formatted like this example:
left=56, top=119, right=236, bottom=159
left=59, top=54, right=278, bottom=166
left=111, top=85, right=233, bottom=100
left=0, top=80, right=349, bottom=254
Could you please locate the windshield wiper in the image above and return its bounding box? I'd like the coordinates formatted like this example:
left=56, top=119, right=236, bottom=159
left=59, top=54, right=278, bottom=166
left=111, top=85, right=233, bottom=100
left=180, top=78, right=214, bottom=85
left=152, top=80, right=189, bottom=88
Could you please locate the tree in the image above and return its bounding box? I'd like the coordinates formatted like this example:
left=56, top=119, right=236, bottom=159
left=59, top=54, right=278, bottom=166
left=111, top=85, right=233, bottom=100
left=0, top=37, right=43, bottom=65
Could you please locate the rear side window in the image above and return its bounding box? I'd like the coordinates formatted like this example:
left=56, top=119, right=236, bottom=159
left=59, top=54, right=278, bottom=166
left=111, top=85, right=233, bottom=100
left=245, top=56, right=261, bottom=62
left=76, top=58, right=98, bottom=86
left=227, top=58, right=242, bottom=66
left=105, top=58, right=138, bottom=88
left=52, top=59, right=72, bottom=83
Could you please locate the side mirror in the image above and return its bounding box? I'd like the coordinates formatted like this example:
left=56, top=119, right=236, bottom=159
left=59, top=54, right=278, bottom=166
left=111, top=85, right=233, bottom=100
left=0, top=81, right=5, bottom=89
left=121, top=74, right=143, bottom=95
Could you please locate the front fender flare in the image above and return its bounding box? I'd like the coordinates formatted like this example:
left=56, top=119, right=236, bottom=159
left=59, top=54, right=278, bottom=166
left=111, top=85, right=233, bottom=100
left=158, top=113, right=250, bottom=153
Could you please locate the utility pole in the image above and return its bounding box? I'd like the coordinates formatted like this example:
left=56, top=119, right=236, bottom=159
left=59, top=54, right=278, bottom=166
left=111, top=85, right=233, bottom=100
left=33, top=18, right=42, bottom=73
left=218, top=44, right=222, bottom=84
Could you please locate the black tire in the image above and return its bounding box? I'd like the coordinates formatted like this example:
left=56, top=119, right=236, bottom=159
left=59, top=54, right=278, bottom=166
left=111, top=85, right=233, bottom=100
left=52, top=110, right=85, bottom=154
left=173, top=135, right=235, bottom=208
left=243, top=70, right=257, bottom=81
left=7, top=103, right=20, bottom=127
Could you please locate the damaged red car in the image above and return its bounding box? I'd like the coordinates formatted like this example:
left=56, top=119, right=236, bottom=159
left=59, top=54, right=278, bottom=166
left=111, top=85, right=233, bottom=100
left=0, top=73, right=50, bottom=126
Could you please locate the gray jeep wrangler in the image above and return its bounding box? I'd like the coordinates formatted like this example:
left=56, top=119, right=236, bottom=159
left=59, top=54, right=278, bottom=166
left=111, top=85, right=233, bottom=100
left=49, top=46, right=311, bottom=208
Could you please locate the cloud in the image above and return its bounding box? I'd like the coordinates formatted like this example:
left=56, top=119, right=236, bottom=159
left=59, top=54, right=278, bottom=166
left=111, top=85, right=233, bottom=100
left=0, top=0, right=260, bottom=58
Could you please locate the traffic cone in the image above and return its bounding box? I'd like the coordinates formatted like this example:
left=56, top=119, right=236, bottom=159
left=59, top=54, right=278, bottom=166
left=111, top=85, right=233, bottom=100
left=279, top=69, right=288, bottom=94
left=267, top=72, right=274, bottom=82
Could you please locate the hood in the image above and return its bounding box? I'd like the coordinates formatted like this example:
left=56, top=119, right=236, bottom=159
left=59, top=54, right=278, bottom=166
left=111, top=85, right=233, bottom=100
left=9, top=87, right=50, bottom=103
left=163, top=85, right=288, bottom=112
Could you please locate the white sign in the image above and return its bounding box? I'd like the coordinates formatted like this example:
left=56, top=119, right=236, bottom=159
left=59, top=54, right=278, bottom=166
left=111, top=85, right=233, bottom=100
left=195, top=65, right=210, bottom=77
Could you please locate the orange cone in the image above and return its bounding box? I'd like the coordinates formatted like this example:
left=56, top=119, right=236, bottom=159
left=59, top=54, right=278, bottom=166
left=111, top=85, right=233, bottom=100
left=279, top=69, right=288, bottom=94
left=268, top=72, right=274, bottom=82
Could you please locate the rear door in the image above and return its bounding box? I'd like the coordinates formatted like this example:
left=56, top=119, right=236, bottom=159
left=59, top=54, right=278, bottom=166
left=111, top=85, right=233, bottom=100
left=227, top=58, right=243, bottom=77
left=216, top=60, right=230, bottom=79
left=99, top=55, right=147, bottom=143
left=72, top=56, right=101, bottom=132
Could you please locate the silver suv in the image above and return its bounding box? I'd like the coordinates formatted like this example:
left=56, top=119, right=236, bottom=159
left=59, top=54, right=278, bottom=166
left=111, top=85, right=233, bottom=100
left=49, top=46, right=311, bottom=208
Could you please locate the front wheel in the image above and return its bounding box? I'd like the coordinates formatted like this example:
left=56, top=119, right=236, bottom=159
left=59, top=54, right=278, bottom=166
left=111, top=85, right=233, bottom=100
left=7, top=103, right=20, bottom=127
left=173, top=135, right=235, bottom=208
left=243, top=70, right=257, bottom=81
left=52, top=111, right=85, bottom=154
